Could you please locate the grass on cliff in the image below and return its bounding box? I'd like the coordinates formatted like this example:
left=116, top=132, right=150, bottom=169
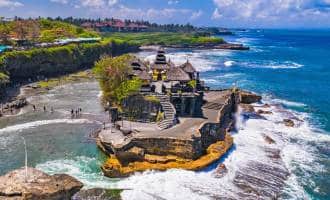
left=103, top=32, right=224, bottom=46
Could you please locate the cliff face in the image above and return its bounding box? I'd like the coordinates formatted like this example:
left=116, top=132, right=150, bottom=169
left=0, top=41, right=139, bottom=81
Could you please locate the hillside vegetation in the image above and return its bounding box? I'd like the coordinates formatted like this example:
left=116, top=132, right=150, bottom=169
left=0, top=19, right=99, bottom=44
left=103, top=32, right=224, bottom=46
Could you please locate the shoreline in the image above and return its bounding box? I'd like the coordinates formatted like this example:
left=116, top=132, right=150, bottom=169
left=0, top=70, right=95, bottom=118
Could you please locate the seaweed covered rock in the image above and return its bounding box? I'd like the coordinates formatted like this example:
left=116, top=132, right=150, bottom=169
left=0, top=167, right=83, bottom=200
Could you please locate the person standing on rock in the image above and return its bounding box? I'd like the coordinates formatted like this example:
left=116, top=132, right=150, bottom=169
left=71, top=109, right=74, bottom=117
left=43, top=105, right=46, bottom=112
left=32, top=104, right=36, bottom=111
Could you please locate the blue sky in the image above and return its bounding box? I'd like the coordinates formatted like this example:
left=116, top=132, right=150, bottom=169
left=1, top=0, right=330, bottom=28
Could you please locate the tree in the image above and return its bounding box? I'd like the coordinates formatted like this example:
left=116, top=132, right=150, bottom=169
left=93, top=54, right=142, bottom=107
left=0, top=22, right=11, bottom=43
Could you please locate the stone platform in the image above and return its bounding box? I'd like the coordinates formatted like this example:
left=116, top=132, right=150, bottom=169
left=97, top=89, right=261, bottom=177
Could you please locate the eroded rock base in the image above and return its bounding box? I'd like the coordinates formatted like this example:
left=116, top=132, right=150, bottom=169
left=101, top=134, right=233, bottom=177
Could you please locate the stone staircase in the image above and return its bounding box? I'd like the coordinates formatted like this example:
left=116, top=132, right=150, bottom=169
left=156, top=94, right=177, bottom=130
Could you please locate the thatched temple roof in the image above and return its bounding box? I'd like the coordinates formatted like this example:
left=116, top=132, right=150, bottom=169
left=180, top=60, right=196, bottom=73
left=166, top=66, right=191, bottom=81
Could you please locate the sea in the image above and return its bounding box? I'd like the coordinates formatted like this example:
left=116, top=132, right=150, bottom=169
left=0, top=29, right=329, bottom=200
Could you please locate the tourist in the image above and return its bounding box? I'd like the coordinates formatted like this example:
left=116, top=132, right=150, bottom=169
left=71, top=109, right=74, bottom=117
left=103, top=122, right=106, bottom=130
left=32, top=104, right=36, bottom=111
left=43, top=105, right=46, bottom=112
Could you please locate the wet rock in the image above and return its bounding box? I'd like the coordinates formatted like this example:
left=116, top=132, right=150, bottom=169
left=283, top=119, right=295, bottom=127
left=263, top=134, right=276, bottom=144
left=72, top=188, right=123, bottom=200
left=0, top=167, right=83, bottom=200
left=264, top=148, right=281, bottom=160
left=9, top=97, right=28, bottom=109
left=213, top=163, right=228, bottom=178
left=240, top=104, right=255, bottom=113
left=257, top=109, right=273, bottom=115
left=233, top=161, right=290, bottom=199
left=239, top=91, right=262, bottom=104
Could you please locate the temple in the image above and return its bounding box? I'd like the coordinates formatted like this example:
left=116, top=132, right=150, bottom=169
left=96, top=49, right=247, bottom=177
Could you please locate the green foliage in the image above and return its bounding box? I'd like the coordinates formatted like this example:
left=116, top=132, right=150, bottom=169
left=93, top=54, right=142, bottom=106
left=144, top=95, right=160, bottom=103
left=188, top=80, right=197, bottom=88
left=38, top=19, right=99, bottom=42
left=0, top=72, right=9, bottom=84
left=102, top=32, right=224, bottom=46
left=156, top=111, right=164, bottom=122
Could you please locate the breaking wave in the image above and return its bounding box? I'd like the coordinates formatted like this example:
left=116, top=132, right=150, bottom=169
left=0, top=119, right=98, bottom=134
left=36, top=156, right=116, bottom=189
left=241, top=61, right=303, bottom=69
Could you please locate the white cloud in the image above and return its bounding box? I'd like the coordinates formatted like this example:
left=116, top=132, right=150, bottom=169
left=190, top=10, right=203, bottom=20
left=168, top=0, right=179, bottom=5
left=50, top=0, right=68, bottom=4
left=211, top=8, right=222, bottom=19
left=212, top=0, right=330, bottom=27
left=80, top=0, right=105, bottom=8
left=0, top=0, right=23, bottom=8
left=108, top=0, right=118, bottom=6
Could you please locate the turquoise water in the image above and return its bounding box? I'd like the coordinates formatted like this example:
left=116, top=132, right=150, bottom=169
left=0, top=45, right=9, bottom=53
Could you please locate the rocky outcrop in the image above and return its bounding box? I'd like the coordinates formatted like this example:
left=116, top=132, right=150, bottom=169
left=72, top=188, right=123, bottom=200
left=213, top=163, right=228, bottom=178
left=257, top=109, right=272, bottom=115
left=101, top=134, right=233, bottom=178
left=283, top=119, right=295, bottom=127
left=0, top=167, right=83, bottom=200
left=239, top=91, right=262, bottom=104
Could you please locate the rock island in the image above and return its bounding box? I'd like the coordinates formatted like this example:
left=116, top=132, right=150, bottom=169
left=95, top=49, right=261, bottom=177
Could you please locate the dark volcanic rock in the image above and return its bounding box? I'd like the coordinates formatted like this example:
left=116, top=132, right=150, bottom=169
left=72, top=188, right=123, bottom=200
left=240, top=104, right=255, bottom=113
left=239, top=91, right=262, bottom=104
left=257, top=109, right=273, bottom=115
left=233, top=161, right=290, bottom=199
left=263, top=134, right=276, bottom=144
left=283, top=119, right=295, bottom=127
left=0, top=167, right=83, bottom=200
left=213, top=163, right=228, bottom=178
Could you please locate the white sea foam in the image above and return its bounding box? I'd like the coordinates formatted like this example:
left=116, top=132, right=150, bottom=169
left=36, top=156, right=116, bottom=189
left=241, top=60, right=303, bottom=69
left=142, top=50, right=232, bottom=72
left=0, top=119, right=98, bottom=134
left=224, top=60, right=236, bottom=67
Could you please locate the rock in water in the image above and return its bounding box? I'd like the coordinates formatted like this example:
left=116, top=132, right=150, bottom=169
left=0, top=167, right=83, bottom=200
left=257, top=109, right=273, bottom=115
left=283, top=119, right=295, bottom=127
left=213, top=163, right=228, bottom=178
left=72, top=188, right=123, bottom=200
left=239, top=91, right=262, bottom=104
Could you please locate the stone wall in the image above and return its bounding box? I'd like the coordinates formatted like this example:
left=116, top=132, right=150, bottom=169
left=199, top=92, right=238, bottom=149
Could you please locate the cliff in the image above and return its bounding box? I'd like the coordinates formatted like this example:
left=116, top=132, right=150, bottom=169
left=0, top=41, right=139, bottom=81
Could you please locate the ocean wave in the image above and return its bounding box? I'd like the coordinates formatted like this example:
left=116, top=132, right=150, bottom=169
left=241, top=61, right=303, bottom=69
left=142, top=50, right=232, bottom=72
left=0, top=119, right=99, bottom=134
left=224, top=60, right=236, bottom=67
left=36, top=156, right=116, bottom=189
